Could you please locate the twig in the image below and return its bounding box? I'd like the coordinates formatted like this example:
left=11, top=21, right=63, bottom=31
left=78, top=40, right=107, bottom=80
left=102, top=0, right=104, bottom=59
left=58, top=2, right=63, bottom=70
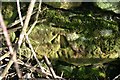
left=25, top=34, right=64, bottom=79
left=27, top=20, right=37, bottom=35
left=0, top=12, right=14, bottom=62
left=8, top=11, right=36, bottom=28
left=25, top=34, right=45, bottom=73
left=17, top=59, right=52, bottom=78
left=44, top=55, right=66, bottom=79
left=43, top=55, right=57, bottom=78
left=14, top=2, right=36, bottom=76
left=0, top=11, right=22, bottom=78
left=0, top=64, right=7, bottom=69
left=25, top=1, right=55, bottom=78
left=113, top=74, right=120, bottom=80
left=0, top=52, right=10, bottom=61
left=27, top=0, right=42, bottom=35
left=25, top=34, right=54, bottom=78
left=26, top=19, right=46, bottom=35
left=18, top=0, right=36, bottom=47
left=26, top=0, right=44, bottom=63
left=16, top=0, right=23, bottom=26
left=0, top=59, right=14, bottom=78
left=7, top=6, right=47, bottom=29
left=26, top=1, right=65, bottom=79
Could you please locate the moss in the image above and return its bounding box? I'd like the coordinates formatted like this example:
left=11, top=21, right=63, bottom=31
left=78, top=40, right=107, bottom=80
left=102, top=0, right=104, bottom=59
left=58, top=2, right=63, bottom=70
left=2, top=2, right=17, bottom=25
left=44, top=2, right=81, bottom=9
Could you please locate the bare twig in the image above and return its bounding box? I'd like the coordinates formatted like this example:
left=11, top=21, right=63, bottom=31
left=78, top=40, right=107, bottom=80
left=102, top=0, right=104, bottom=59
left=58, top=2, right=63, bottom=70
left=26, top=0, right=44, bottom=63
left=27, top=20, right=37, bottom=35
left=43, top=55, right=57, bottom=78
left=16, top=0, right=23, bottom=26
left=25, top=34, right=64, bottom=79
left=7, top=5, right=46, bottom=28
left=0, top=11, right=22, bottom=78
left=25, top=34, right=45, bottom=72
left=14, top=2, right=36, bottom=76
left=18, top=0, right=36, bottom=47
left=0, top=52, right=10, bottom=61
left=113, top=74, right=120, bottom=80
left=27, top=0, right=42, bottom=35
left=36, top=0, right=42, bottom=18
left=25, top=1, right=65, bottom=79
left=43, top=55, right=65, bottom=79
left=25, top=1, right=54, bottom=78
left=0, top=64, right=7, bottom=69
left=0, top=12, right=13, bottom=61
left=0, top=59, right=14, bottom=78
left=8, top=11, right=36, bottom=28
left=17, top=59, right=52, bottom=78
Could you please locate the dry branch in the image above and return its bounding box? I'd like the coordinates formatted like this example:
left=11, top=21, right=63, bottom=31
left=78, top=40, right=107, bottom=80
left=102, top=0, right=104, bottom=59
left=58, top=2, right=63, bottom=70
left=18, top=0, right=36, bottom=47
left=0, top=11, right=21, bottom=79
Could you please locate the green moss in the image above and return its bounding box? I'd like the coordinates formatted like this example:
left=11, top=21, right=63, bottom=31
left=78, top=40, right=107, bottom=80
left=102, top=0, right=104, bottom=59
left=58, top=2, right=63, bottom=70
left=2, top=3, right=17, bottom=25
left=44, top=2, right=81, bottom=9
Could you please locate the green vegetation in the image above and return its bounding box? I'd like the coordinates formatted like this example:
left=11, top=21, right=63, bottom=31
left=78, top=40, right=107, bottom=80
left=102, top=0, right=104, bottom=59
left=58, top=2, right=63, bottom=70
left=1, top=2, right=120, bottom=79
